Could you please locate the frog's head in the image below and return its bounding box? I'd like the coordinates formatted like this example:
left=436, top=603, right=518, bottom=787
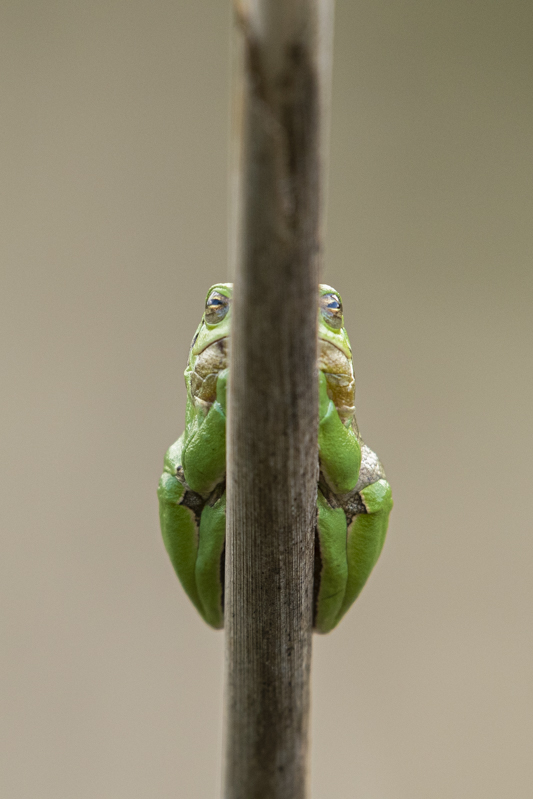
left=186, top=282, right=355, bottom=423
left=185, top=283, right=233, bottom=413
left=317, top=284, right=351, bottom=359
left=191, top=283, right=233, bottom=359
left=317, top=285, right=355, bottom=425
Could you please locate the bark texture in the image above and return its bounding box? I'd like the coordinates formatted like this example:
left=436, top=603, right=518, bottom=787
left=224, top=2, right=334, bottom=798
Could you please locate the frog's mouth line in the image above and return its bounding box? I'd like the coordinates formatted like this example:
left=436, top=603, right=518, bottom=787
left=191, top=335, right=355, bottom=422
left=194, top=332, right=227, bottom=357
left=194, top=334, right=348, bottom=362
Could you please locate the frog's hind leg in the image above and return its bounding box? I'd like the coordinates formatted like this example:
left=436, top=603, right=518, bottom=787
left=314, top=490, right=349, bottom=634
left=336, top=478, right=392, bottom=625
left=158, top=471, right=204, bottom=617
left=195, top=487, right=226, bottom=629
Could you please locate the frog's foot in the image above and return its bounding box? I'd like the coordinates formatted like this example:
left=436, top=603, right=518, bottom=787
left=313, top=489, right=349, bottom=633
left=314, top=478, right=392, bottom=634
left=158, top=455, right=226, bottom=629
left=336, top=479, right=392, bottom=626
left=158, top=471, right=205, bottom=617
left=195, top=486, right=226, bottom=629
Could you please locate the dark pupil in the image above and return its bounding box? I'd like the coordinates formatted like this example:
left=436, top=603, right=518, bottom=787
left=321, top=294, right=342, bottom=328
left=205, top=292, right=229, bottom=323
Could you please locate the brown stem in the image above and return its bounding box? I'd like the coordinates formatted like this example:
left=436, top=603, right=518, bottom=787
left=224, top=2, right=334, bottom=798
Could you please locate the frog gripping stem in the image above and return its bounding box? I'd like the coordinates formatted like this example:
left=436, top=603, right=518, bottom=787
left=158, top=2, right=392, bottom=797
left=159, top=285, right=392, bottom=637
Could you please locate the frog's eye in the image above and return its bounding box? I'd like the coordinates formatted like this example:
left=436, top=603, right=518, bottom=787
left=205, top=290, right=230, bottom=325
left=320, top=293, right=343, bottom=329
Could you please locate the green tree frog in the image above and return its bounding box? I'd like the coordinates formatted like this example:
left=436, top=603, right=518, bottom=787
left=158, top=283, right=392, bottom=633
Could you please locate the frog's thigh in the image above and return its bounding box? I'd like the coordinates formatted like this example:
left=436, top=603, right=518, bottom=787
left=158, top=473, right=203, bottom=616
left=195, top=491, right=226, bottom=630
left=314, top=490, right=349, bottom=634
left=337, top=479, right=392, bottom=623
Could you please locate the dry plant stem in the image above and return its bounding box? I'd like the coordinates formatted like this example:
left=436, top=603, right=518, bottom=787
left=224, top=2, right=334, bottom=798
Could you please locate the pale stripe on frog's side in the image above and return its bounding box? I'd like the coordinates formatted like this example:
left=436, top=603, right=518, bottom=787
left=158, top=283, right=392, bottom=632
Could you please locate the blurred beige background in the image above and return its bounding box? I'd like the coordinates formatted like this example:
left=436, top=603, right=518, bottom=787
left=1, top=1, right=532, bottom=797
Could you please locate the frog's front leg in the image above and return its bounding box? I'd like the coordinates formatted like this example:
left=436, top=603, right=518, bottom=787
left=318, top=371, right=361, bottom=495
left=158, top=370, right=228, bottom=628
left=314, top=371, right=360, bottom=633
left=315, top=372, right=392, bottom=633
left=183, top=370, right=227, bottom=626
left=181, top=369, right=227, bottom=497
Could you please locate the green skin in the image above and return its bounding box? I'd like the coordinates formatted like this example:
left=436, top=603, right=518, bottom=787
left=158, top=283, right=392, bottom=633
